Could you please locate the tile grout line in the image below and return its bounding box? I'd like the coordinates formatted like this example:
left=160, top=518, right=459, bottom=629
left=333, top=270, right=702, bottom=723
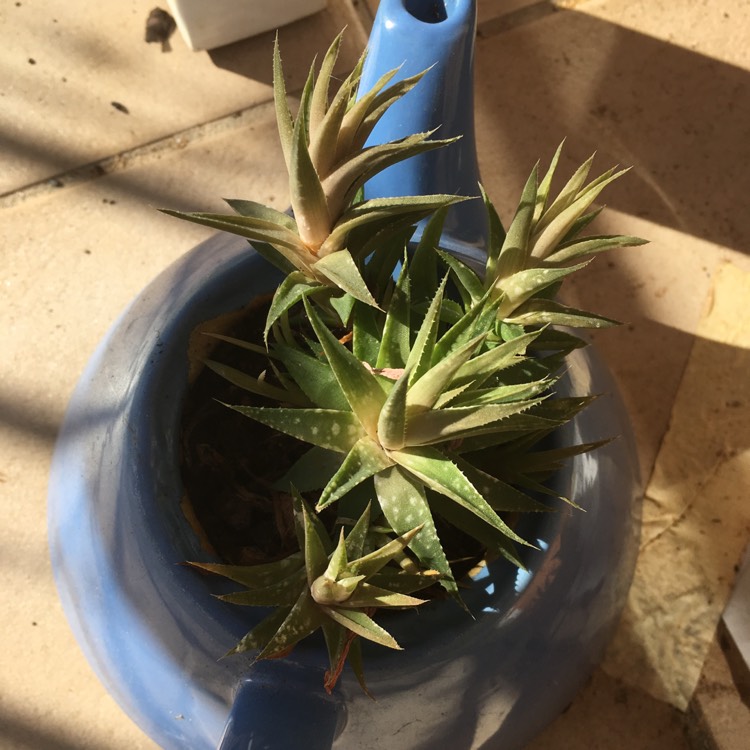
left=0, top=97, right=279, bottom=210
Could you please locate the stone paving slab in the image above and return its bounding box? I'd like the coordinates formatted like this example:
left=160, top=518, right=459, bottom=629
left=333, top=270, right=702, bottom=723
left=0, top=0, right=366, bottom=196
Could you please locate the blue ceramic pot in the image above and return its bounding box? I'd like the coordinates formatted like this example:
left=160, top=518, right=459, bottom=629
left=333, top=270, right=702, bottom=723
left=48, top=2, right=641, bottom=748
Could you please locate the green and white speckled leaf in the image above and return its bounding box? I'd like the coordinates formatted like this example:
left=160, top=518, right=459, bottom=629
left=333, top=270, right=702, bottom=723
left=377, top=368, right=410, bottom=451
left=203, top=333, right=270, bottom=357
left=450, top=377, right=552, bottom=407
left=546, top=234, right=648, bottom=264
left=344, top=502, right=371, bottom=561
left=313, top=250, right=379, bottom=308
left=505, top=299, right=619, bottom=329
left=531, top=167, right=629, bottom=260
left=352, top=303, right=382, bottom=365
left=436, top=248, right=484, bottom=306
left=187, top=553, right=304, bottom=589
left=505, top=439, right=610, bottom=474
left=495, top=262, right=590, bottom=318
left=159, top=210, right=308, bottom=265
left=341, top=583, right=426, bottom=609
left=533, top=141, right=564, bottom=223
left=451, top=413, right=564, bottom=454
left=426, top=492, right=526, bottom=569
left=405, top=275, right=446, bottom=384
left=346, top=638, right=369, bottom=694
left=322, top=606, right=401, bottom=650
left=480, top=183, right=506, bottom=283
left=376, top=259, right=410, bottom=369
left=323, top=132, right=457, bottom=221
left=430, top=289, right=496, bottom=363
left=303, top=505, right=330, bottom=586
left=265, top=271, right=325, bottom=339
left=277, top=446, right=343, bottom=492
left=495, top=165, right=537, bottom=280
left=561, top=206, right=603, bottom=244
left=348, top=524, right=423, bottom=578
left=320, top=195, right=465, bottom=258
left=219, top=569, right=307, bottom=606
left=227, top=405, right=362, bottom=453
left=228, top=605, right=291, bottom=656
left=225, top=199, right=297, bottom=232
left=406, top=334, right=485, bottom=414
left=392, top=446, right=527, bottom=545
left=317, top=437, right=393, bottom=510
left=275, top=344, right=349, bottom=410
left=405, top=399, right=545, bottom=446
left=257, top=591, right=324, bottom=659
left=273, top=35, right=293, bottom=170
left=451, top=456, right=551, bottom=513
left=329, top=292, right=357, bottom=327
left=351, top=69, right=426, bottom=152
left=367, top=570, right=441, bottom=594
left=409, top=208, right=445, bottom=304
left=289, top=100, right=331, bottom=250
left=204, top=360, right=308, bottom=405
left=306, top=299, right=386, bottom=435
left=374, top=466, right=455, bottom=594
left=322, top=528, right=350, bottom=582
left=308, top=30, right=343, bottom=141
left=336, top=66, right=400, bottom=156
left=433, top=382, right=473, bottom=409
left=451, top=330, right=540, bottom=388
left=535, top=151, right=593, bottom=231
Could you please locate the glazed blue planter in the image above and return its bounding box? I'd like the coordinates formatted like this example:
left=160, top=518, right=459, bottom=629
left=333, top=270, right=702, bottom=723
left=48, top=1, right=641, bottom=749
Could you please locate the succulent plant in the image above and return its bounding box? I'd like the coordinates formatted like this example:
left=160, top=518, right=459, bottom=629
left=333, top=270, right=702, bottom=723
left=162, top=31, right=463, bottom=310
left=190, top=498, right=439, bottom=693
left=166, top=32, right=644, bottom=691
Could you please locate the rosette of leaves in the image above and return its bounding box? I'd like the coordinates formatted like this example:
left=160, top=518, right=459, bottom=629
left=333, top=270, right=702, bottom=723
left=162, top=31, right=464, bottom=311
left=437, top=144, right=647, bottom=360
left=167, top=28, right=645, bottom=691
left=207, top=239, right=579, bottom=599
left=190, top=499, right=440, bottom=692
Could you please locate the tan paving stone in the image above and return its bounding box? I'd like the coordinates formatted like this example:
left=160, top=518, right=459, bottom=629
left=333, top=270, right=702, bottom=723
left=528, top=668, right=688, bottom=750
left=562, top=0, right=750, bottom=67
left=687, top=635, right=750, bottom=750
left=0, top=0, right=366, bottom=196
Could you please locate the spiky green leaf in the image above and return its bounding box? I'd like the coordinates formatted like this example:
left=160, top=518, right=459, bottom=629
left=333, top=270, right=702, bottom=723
left=495, top=165, right=537, bottom=279
left=375, top=259, right=411, bottom=369
left=392, top=446, right=528, bottom=545
left=322, top=606, right=401, bottom=649
left=505, top=299, right=619, bottom=329
left=317, top=437, right=393, bottom=509
left=374, top=466, right=456, bottom=594
left=405, top=399, right=545, bottom=446
left=204, top=360, right=307, bottom=405
left=228, top=405, right=363, bottom=452
left=546, top=234, right=647, bottom=264
left=314, top=249, right=380, bottom=308
left=305, top=298, right=386, bottom=435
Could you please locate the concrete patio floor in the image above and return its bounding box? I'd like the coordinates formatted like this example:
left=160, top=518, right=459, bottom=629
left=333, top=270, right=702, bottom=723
left=2, top=0, right=750, bottom=747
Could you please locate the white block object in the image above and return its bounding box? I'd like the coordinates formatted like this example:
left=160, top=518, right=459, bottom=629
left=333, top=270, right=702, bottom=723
left=167, top=0, right=327, bottom=51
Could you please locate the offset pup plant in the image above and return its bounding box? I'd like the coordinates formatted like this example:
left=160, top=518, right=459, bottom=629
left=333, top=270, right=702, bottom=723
left=164, top=33, right=645, bottom=693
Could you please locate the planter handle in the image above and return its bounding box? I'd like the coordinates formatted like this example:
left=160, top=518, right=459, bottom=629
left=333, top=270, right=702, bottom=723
left=218, top=663, right=344, bottom=750
left=359, top=0, right=488, bottom=264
